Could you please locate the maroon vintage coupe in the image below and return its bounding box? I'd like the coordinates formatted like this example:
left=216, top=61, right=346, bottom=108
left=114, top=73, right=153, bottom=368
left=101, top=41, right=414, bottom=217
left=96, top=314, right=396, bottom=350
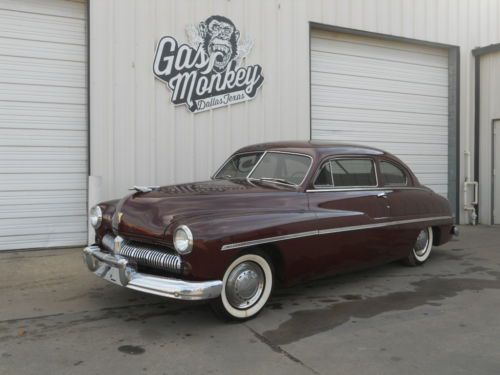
left=83, top=141, right=457, bottom=320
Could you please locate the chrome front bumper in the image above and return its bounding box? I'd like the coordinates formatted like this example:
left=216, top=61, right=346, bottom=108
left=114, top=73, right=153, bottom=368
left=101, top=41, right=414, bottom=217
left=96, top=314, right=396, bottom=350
left=83, top=245, right=222, bottom=301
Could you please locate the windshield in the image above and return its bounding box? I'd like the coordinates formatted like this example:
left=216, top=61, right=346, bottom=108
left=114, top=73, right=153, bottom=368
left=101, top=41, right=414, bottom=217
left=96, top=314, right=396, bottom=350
left=214, top=152, right=263, bottom=180
left=214, top=151, right=312, bottom=185
left=249, top=152, right=311, bottom=185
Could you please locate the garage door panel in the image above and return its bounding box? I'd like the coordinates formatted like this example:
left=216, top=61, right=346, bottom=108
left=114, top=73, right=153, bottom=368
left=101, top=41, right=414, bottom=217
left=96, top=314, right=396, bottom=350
left=0, top=232, right=86, bottom=251
left=0, top=9, right=85, bottom=45
left=0, top=146, right=86, bottom=160
left=410, top=164, right=448, bottom=175
left=311, top=51, right=448, bottom=86
left=312, top=86, right=448, bottom=115
left=415, top=178, right=448, bottom=186
left=0, top=129, right=86, bottom=147
left=0, top=0, right=85, bottom=19
left=312, top=37, right=448, bottom=68
left=0, top=190, right=86, bottom=206
left=0, top=216, right=86, bottom=238
left=313, top=120, right=448, bottom=141
left=415, top=184, right=447, bottom=194
left=0, top=174, right=86, bottom=191
left=0, top=102, right=86, bottom=130
left=0, top=83, right=85, bottom=105
left=0, top=37, right=85, bottom=61
left=313, top=129, right=447, bottom=146
left=312, top=106, right=447, bottom=128
left=313, top=29, right=448, bottom=58
left=0, top=202, right=87, bottom=219
left=402, top=154, right=450, bottom=164
left=0, top=159, right=87, bottom=174
left=312, top=135, right=448, bottom=156
left=312, top=71, right=448, bottom=98
left=0, top=55, right=85, bottom=87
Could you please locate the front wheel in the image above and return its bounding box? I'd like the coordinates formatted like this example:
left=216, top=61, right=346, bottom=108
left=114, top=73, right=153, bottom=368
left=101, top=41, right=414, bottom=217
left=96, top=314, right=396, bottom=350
left=402, top=226, right=433, bottom=266
left=210, top=252, right=274, bottom=321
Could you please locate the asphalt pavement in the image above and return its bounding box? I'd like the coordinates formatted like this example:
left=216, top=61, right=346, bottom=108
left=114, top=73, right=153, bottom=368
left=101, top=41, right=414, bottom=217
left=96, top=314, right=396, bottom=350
left=0, top=225, right=499, bottom=375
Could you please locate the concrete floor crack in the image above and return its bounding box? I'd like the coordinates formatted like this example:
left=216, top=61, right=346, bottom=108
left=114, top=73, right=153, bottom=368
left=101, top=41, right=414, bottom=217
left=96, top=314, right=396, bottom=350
left=245, top=323, right=321, bottom=375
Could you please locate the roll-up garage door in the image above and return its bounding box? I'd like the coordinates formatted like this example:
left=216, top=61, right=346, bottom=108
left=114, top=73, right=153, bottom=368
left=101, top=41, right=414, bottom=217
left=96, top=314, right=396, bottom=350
left=311, top=29, right=449, bottom=197
left=0, top=0, right=87, bottom=250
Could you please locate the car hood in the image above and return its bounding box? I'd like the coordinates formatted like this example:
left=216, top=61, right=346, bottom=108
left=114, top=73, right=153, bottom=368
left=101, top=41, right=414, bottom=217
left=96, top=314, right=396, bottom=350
left=113, top=179, right=304, bottom=241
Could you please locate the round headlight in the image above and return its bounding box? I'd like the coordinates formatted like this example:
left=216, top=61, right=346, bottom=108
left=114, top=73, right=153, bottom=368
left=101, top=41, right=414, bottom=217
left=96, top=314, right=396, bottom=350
left=89, top=205, right=102, bottom=229
left=173, top=225, right=193, bottom=255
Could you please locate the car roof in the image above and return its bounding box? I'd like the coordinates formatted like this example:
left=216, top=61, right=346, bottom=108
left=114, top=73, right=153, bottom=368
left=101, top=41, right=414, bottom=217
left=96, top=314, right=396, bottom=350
left=235, top=140, right=387, bottom=159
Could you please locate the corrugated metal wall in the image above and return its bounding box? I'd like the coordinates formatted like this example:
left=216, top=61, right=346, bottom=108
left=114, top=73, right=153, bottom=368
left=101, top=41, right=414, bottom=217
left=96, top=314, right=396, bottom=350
left=90, top=0, right=500, bottom=224
left=478, top=51, right=500, bottom=224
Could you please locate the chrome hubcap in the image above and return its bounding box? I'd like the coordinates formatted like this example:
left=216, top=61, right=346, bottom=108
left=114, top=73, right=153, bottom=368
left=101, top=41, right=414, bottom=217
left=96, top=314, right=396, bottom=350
left=414, top=229, right=430, bottom=256
left=225, top=261, right=264, bottom=309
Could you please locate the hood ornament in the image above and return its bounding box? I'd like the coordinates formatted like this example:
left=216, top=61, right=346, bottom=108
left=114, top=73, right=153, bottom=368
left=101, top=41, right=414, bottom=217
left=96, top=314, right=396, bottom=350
left=129, top=186, right=160, bottom=193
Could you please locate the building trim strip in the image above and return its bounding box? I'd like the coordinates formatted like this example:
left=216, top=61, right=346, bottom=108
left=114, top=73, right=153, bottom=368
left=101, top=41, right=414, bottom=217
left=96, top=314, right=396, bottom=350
left=472, top=43, right=500, bottom=57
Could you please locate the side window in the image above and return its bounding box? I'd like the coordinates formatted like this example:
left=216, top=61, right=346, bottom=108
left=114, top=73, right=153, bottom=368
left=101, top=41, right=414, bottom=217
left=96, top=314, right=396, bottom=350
left=330, top=159, right=377, bottom=187
left=314, top=162, right=333, bottom=188
left=380, top=161, right=408, bottom=186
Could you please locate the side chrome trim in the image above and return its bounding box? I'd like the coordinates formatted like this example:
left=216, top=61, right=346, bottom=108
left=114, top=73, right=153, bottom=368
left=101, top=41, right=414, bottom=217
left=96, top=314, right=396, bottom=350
left=318, top=216, right=452, bottom=235
left=220, top=216, right=452, bottom=251
left=221, top=230, right=318, bottom=251
left=306, top=187, right=430, bottom=193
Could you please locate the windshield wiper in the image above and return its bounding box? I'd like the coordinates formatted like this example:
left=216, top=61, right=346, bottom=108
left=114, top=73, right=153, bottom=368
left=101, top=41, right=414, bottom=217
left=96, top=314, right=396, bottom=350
left=248, top=177, right=295, bottom=186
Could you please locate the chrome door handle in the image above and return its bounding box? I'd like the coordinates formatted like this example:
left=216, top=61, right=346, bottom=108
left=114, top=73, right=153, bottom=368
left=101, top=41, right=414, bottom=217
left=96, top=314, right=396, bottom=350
left=377, top=192, right=388, bottom=198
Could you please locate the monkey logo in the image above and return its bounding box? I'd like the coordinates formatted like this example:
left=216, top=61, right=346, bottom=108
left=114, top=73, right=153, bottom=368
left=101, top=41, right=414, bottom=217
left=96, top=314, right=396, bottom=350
left=198, top=16, right=240, bottom=72
left=154, top=15, right=264, bottom=113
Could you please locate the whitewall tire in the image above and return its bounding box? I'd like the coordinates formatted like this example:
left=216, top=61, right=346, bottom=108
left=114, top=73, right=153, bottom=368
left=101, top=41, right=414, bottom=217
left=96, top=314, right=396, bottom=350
left=403, top=226, right=433, bottom=266
left=211, top=252, right=273, bottom=321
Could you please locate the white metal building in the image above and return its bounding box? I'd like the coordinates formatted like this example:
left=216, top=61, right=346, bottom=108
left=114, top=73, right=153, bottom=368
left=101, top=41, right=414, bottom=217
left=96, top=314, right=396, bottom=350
left=1, top=0, right=500, bottom=251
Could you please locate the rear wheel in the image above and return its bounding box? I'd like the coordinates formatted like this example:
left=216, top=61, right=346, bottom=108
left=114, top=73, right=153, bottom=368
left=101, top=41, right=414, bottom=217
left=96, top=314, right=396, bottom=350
left=402, top=226, right=433, bottom=266
left=210, top=252, right=273, bottom=321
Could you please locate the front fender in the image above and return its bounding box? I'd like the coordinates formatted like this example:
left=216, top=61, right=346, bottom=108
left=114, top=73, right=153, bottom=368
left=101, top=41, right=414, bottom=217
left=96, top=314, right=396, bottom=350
left=177, top=210, right=317, bottom=280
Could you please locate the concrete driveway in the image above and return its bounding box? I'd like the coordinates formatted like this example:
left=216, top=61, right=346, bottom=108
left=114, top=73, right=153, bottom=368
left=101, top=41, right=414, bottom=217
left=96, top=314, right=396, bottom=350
left=1, top=225, right=499, bottom=375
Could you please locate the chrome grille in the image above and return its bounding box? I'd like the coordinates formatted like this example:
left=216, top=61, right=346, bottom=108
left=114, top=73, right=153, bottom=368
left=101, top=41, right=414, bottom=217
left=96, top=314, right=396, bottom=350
left=119, top=241, right=182, bottom=274
left=101, top=234, right=182, bottom=274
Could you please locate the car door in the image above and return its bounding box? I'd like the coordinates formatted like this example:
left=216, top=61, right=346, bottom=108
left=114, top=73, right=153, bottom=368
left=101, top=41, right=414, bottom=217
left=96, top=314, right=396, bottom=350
left=378, top=158, right=423, bottom=258
left=306, top=157, right=393, bottom=277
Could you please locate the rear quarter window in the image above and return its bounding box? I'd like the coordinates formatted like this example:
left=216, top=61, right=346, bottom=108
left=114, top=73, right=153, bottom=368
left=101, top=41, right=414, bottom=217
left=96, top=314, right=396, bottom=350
left=380, top=161, right=408, bottom=186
